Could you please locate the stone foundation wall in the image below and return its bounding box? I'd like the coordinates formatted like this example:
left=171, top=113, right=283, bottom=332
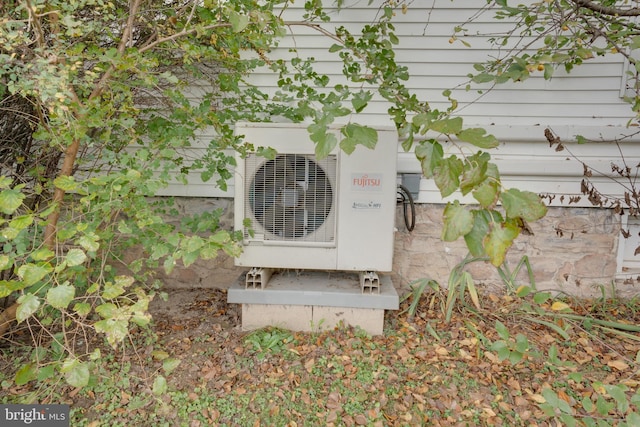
left=393, top=205, right=636, bottom=297
left=154, top=198, right=639, bottom=297
left=151, top=197, right=243, bottom=289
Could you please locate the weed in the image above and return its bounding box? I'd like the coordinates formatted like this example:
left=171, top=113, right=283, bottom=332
left=244, top=327, right=296, bottom=360
left=309, top=318, right=326, bottom=334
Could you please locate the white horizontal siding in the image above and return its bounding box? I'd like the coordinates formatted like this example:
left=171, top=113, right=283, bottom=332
left=157, top=1, right=640, bottom=206
left=266, top=1, right=632, bottom=128
left=398, top=125, right=640, bottom=205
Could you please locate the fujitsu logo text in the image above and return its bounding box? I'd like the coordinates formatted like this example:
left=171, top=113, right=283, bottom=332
left=352, top=174, right=381, bottom=188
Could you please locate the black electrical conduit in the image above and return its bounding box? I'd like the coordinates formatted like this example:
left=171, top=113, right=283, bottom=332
left=396, top=184, right=416, bottom=232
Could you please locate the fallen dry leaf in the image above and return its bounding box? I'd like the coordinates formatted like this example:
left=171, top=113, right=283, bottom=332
left=304, top=358, right=315, bottom=373
left=435, top=346, right=448, bottom=356
left=354, top=414, right=368, bottom=425
left=607, top=359, right=629, bottom=371
left=551, top=301, right=571, bottom=311
left=530, top=394, right=546, bottom=404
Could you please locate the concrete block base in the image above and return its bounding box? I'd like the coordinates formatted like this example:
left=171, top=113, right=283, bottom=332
left=241, top=304, right=386, bottom=335
left=229, top=270, right=398, bottom=335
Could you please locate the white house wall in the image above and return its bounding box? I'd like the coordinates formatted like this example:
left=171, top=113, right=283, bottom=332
left=158, top=0, right=640, bottom=204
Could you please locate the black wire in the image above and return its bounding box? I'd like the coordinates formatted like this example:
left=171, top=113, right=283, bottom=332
left=397, top=184, right=416, bottom=232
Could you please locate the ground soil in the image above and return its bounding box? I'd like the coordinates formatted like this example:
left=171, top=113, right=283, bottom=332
left=149, top=287, right=242, bottom=338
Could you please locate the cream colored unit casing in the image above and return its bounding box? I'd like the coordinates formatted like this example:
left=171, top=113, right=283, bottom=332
left=234, top=122, right=397, bottom=272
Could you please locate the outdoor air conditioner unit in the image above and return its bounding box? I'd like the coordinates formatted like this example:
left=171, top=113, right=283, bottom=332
left=234, top=122, right=398, bottom=275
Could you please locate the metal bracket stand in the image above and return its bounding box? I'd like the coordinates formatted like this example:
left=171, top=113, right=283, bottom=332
left=245, top=267, right=273, bottom=289
left=360, top=271, right=380, bottom=294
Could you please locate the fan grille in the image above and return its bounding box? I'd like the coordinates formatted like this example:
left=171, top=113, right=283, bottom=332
left=246, top=153, right=336, bottom=242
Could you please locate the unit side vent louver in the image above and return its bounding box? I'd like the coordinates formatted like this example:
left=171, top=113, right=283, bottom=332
left=245, top=154, right=337, bottom=243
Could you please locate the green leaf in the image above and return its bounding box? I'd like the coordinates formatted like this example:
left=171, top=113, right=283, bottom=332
left=118, top=221, right=132, bottom=234
left=484, top=221, right=520, bottom=266
left=516, top=285, right=532, bottom=297
left=604, top=384, right=629, bottom=414
left=460, top=152, right=489, bottom=195
left=509, top=351, right=524, bottom=365
left=61, top=358, right=90, bottom=388
left=94, top=318, right=129, bottom=347
left=542, top=388, right=573, bottom=415
left=87, top=282, right=100, bottom=294
left=412, top=111, right=438, bottom=129
left=0, top=280, right=27, bottom=298
left=428, top=117, right=463, bottom=134
left=73, top=302, right=91, bottom=316
left=181, top=250, right=199, bottom=268
left=30, top=248, right=54, bottom=262
left=210, top=229, right=232, bottom=245
left=500, top=188, right=548, bottom=221
left=627, top=413, right=640, bottom=426
left=1, top=226, right=20, bottom=240
left=163, top=358, right=182, bottom=375
left=464, top=210, right=502, bottom=257
left=95, top=303, right=117, bottom=319
left=472, top=73, right=495, bottom=84
left=576, top=135, right=588, bottom=144
left=152, top=350, right=170, bottom=361
left=314, top=131, right=338, bottom=159
left=46, top=283, right=75, bottom=309
left=457, top=128, right=499, bottom=148
left=163, top=256, right=176, bottom=274
left=131, top=311, right=151, bottom=327
left=37, top=365, right=56, bottom=382
left=0, top=176, right=12, bottom=189
left=472, top=164, right=500, bottom=207
left=0, top=188, right=25, bottom=214
left=415, top=140, right=443, bottom=178
left=77, top=233, right=100, bottom=252
left=442, top=201, right=474, bottom=241
left=515, top=333, right=529, bottom=353
left=229, top=11, right=249, bottom=33
left=15, top=363, right=37, bottom=385
left=351, top=91, right=372, bottom=113
left=490, top=340, right=511, bottom=361
left=434, top=156, right=463, bottom=197
left=533, top=291, right=552, bottom=305
left=16, top=293, right=40, bottom=323
left=595, top=394, right=615, bottom=416
left=9, top=214, right=33, bottom=231
left=17, top=263, right=52, bottom=286
left=630, top=36, right=640, bottom=50
left=182, top=235, right=204, bottom=253
left=495, top=320, right=510, bottom=340
left=65, top=248, right=87, bottom=267
left=151, top=243, right=170, bottom=260
left=0, top=254, right=13, bottom=271
left=340, top=124, right=378, bottom=154
left=581, top=395, right=595, bottom=413
left=102, top=275, right=134, bottom=299
left=152, top=375, right=168, bottom=396
left=53, top=175, right=78, bottom=192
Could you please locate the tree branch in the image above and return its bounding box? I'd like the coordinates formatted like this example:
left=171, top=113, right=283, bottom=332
left=89, top=0, right=143, bottom=100
left=571, top=0, right=640, bottom=17
left=138, top=22, right=232, bottom=53
left=44, top=0, right=144, bottom=250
